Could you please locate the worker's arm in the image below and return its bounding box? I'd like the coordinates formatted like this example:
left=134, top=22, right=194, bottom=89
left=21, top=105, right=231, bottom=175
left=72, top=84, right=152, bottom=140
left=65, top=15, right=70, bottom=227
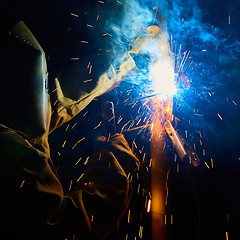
left=0, top=125, right=138, bottom=239
left=49, top=52, right=136, bottom=133
left=48, top=25, right=161, bottom=133
left=70, top=133, right=139, bottom=238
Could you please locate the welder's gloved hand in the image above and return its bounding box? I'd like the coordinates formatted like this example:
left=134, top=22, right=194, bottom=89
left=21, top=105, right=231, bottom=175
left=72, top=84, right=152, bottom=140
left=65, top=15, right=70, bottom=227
left=71, top=134, right=138, bottom=238
left=94, top=133, right=139, bottom=175
left=76, top=151, right=132, bottom=239
left=74, top=133, right=138, bottom=198
left=76, top=151, right=130, bottom=201
left=129, top=25, right=161, bottom=54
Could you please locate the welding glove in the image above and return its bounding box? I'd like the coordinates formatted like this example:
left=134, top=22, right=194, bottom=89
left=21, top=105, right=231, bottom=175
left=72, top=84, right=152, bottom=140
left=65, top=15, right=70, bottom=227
left=129, top=25, right=161, bottom=54
left=70, top=133, right=138, bottom=239
left=74, top=133, right=138, bottom=196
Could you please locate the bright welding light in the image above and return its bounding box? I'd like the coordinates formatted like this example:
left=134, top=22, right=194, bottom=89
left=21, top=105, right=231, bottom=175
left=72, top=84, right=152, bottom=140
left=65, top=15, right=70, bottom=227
left=150, top=60, right=176, bottom=98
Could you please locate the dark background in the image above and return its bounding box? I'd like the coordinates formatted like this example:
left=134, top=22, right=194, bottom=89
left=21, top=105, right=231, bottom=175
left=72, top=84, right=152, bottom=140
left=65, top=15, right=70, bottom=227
left=1, top=0, right=240, bottom=239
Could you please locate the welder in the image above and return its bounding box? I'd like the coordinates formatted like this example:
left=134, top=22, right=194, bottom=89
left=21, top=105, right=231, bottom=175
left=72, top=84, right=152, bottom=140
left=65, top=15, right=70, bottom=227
left=0, top=2, right=151, bottom=240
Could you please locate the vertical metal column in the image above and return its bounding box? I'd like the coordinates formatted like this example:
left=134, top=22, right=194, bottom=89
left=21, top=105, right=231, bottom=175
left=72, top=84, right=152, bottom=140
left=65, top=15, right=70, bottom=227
left=151, top=114, right=168, bottom=240
left=149, top=1, right=170, bottom=239
left=150, top=96, right=172, bottom=240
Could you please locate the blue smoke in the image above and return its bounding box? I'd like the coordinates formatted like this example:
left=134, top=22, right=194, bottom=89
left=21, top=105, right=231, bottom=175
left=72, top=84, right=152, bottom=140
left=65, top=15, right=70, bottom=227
left=110, top=0, right=240, bottom=159
left=48, top=0, right=240, bottom=164
left=165, top=0, right=240, bottom=158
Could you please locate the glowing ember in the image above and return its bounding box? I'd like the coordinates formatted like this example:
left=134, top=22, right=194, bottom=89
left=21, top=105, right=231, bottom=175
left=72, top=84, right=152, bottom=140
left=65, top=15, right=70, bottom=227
left=147, top=199, right=151, bottom=213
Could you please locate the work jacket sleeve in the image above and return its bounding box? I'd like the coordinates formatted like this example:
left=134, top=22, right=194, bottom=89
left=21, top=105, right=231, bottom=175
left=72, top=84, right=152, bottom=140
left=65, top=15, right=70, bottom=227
left=71, top=133, right=139, bottom=239
left=49, top=52, right=136, bottom=133
left=0, top=125, right=137, bottom=239
left=0, top=125, right=90, bottom=239
left=48, top=24, right=161, bottom=133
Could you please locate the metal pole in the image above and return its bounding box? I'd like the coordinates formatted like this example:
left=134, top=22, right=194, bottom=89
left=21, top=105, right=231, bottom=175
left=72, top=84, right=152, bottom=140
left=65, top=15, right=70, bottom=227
left=150, top=96, right=171, bottom=240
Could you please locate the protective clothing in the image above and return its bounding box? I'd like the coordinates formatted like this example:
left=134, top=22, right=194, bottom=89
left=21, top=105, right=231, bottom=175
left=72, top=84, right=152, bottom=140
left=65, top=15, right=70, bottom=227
left=0, top=21, right=138, bottom=240
left=0, top=21, right=48, bottom=138
left=0, top=125, right=137, bottom=239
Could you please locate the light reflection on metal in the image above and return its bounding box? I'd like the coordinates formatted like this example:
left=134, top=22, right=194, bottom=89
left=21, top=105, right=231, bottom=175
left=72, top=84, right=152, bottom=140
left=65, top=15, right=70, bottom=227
left=165, top=120, right=186, bottom=160
left=149, top=5, right=174, bottom=238
left=165, top=120, right=201, bottom=167
left=151, top=97, right=170, bottom=240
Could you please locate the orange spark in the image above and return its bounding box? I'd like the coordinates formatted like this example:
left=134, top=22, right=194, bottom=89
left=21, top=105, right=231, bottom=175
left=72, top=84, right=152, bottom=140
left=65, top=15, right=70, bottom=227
left=89, top=65, right=92, bottom=74
left=62, top=141, right=66, bottom=148
left=84, top=79, right=93, bottom=83
left=71, top=13, right=79, bottom=17
left=20, top=180, right=25, bottom=188
left=147, top=199, right=151, bottom=212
